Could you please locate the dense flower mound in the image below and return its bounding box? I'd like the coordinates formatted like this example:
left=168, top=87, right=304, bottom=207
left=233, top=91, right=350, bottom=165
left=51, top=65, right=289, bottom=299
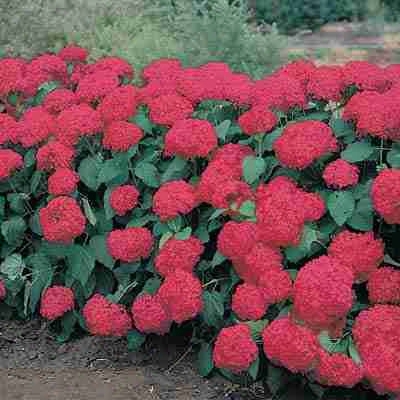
left=323, top=159, right=359, bottom=189
left=107, top=227, right=153, bottom=262
left=131, top=294, right=171, bottom=335
left=371, top=168, right=400, bottom=224
left=353, top=305, right=400, bottom=395
left=83, top=294, right=132, bottom=337
left=256, top=176, right=325, bottom=247
left=109, top=185, right=139, bottom=216
left=327, top=230, right=384, bottom=282
left=152, top=180, right=198, bottom=221
left=48, top=168, right=79, bottom=196
left=213, top=324, right=258, bottom=373
left=164, top=118, right=218, bottom=158
left=2, top=47, right=400, bottom=397
left=262, top=317, right=320, bottom=373
left=293, top=256, right=354, bottom=331
left=367, top=267, right=400, bottom=304
left=274, top=121, right=338, bottom=170
left=155, top=236, right=204, bottom=277
left=39, top=196, right=86, bottom=243
left=157, top=269, right=203, bottom=324
left=314, top=351, right=363, bottom=388
left=40, top=286, right=75, bottom=320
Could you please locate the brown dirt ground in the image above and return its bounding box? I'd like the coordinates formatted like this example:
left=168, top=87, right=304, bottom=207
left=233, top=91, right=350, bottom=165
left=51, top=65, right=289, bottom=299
left=0, top=320, right=268, bottom=400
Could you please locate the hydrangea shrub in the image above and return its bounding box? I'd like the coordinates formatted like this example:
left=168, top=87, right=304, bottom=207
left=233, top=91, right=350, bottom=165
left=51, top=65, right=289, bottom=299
left=1, top=46, right=400, bottom=398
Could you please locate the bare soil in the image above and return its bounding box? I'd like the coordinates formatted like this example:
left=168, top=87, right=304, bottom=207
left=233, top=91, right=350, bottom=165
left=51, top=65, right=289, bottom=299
left=0, top=320, right=267, bottom=400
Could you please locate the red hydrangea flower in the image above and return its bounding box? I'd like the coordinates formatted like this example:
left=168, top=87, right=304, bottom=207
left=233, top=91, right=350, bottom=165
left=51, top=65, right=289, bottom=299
left=83, top=294, right=132, bottom=337
left=55, top=104, right=103, bottom=146
left=307, top=66, right=345, bottom=102
left=152, top=180, right=197, bottom=221
left=102, top=120, right=143, bottom=152
left=213, top=324, right=258, bottom=373
left=76, top=71, right=120, bottom=103
left=262, top=317, right=319, bottom=373
left=39, top=196, right=86, bottom=243
left=276, top=59, right=316, bottom=90
left=43, top=89, right=78, bottom=115
left=251, top=73, right=307, bottom=112
left=109, top=185, right=140, bottom=216
left=232, top=283, right=268, bottom=321
left=142, top=58, right=183, bottom=84
left=343, top=61, right=389, bottom=92
left=58, top=45, right=88, bottom=63
left=36, top=141, right=75, bottom=171
left=293, top=256, right=354, bottom=331
left=368, top=267, right=400, bottom=305
left=0, top=113, right=22, bottom=145
left=0, top=57, right=26, bottom=96
left=323, top=159, right=359, bottom=189
left=353, top=305, right=400, bottom=395
left=97, top=85, right=138, bottom=124
left=107, top=227, right=153, bottom=262
left=258, top=268, right=293, bottom=305
left=217, top=221, right=258, bottom=264
left=256, top=176, right=325, bottom=247
left=328, top=230, right=384, bottom=282
left=148, top=94, right=194, bottom=126
left=164, top=119, right=218, bottom=158
left=40, top=286, right=75, bottom=320
left=19, top=106, right=55, bottom=147
left=155, top=236, right=204, bottom=277
left=131, top=294, right=172, bottom=335
left=274, top=121, right=338, bottom=169
left=238, top=106, right=277, bottom=136
left=0, top=149, right=23, bottom=180
left=371, top=168, right=400, bottom=224
left=238, top=243, right=283, bottom=284
left=315, top=351, right=363, bottom=388
left=209, top=180, right=254, bottom=210
left=158, top=269, right=203, bottom=324
left=88, top=57, right=133, bottom=80
left=48, top=168, right=79, bottom=196
left=0, top=280, right=6, bottom=300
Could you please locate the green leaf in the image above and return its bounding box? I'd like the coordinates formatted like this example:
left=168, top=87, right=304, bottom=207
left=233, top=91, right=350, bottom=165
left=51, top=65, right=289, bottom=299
left=141, top=278, right=161, bottom=295
left=266, top=364, right=290, bottom=395
left=0, top=253, right=25, bottom=280
left=285, top=224, right=319, bottom=263
left=330, top=118, right=354, bottom=138
left=347, top=197, right=374, bottom=231
left=319, top=331, right=335, bottom=352
left=327, top=191, right=355, bottom=226
left=135, top=162, right=160, bottom=188
left=210, top=251, right=226, bottom=268
left=57, top=311, right=77, bottom=343
left=1, top=216, right=26, bottom=245
left=98, top=158, right=125, bottom=184
left=161, top=157, right=187, bottom=183
left=127, top=329, right=146, bottom=351
left=348, top=338, right=362, bottom=364
left=246, top=319, right=268, bottom=341
left=133, top=112, right=153, bottom=134
left=263, top=127, right=284, bottom=152
left=82, top=198, right=97, bottom=226
left=197, top=343, right=214, bottom=377
left=387, top=143, right=400, bottom=168
left=202, top=291, right=224, bottom=328
left=384, top=253, right=400, bottom=267
left=298, top=111, right=330, bottom=121
left=103, top=187, right=116, bottom=220
left=33, top=81, right=59, bottom=105
left=174, top=227, right=192, bottom=240
left=159, top=231, right=173, bottom=248
left=242, top=156, right=266, bottom=184
left=30, top=170, right=44, bottom=194
left=238, top=200, right=256, bottom=217
left=167, top=215, right=183, bottom=233
left=66, top=245, right=96, bottom=287
left=26, top=252, right=53, bottom=313
left=78, top=155, right=103, bottom=191
left=89, top=235, right=115, bottom=269
left=341, top=141, right=374, bottom=162
left=215, top=120, right=231, bottom=141
left=248, top=356, right=260, bottom=380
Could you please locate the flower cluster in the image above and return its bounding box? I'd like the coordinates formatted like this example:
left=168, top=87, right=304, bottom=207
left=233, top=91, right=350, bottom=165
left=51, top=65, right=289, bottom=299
left=2, top=46, right=400, bottom=398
